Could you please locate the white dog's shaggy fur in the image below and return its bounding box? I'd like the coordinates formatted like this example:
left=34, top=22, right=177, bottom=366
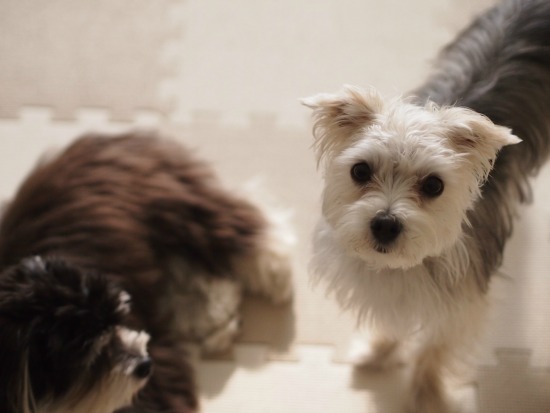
left=304, top=87, right=518, bottom=412
left=303, top=0, right=550, bottom=412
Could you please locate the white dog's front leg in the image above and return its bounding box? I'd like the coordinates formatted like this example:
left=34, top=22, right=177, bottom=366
left=406, top=344, right=456, bottom=413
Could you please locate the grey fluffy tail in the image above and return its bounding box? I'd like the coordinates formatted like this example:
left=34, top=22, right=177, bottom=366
left=413, top=0, right=550, bottom=282
left=414, top=0, right=550, bottom=179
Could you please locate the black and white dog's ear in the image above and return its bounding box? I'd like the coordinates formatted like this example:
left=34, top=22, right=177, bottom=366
left=302, top=85, right=384, bottom=165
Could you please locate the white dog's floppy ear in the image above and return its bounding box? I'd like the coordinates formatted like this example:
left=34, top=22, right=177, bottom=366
left=302, top=85, right=383, bottom=165
left=438, top=105, right=521, bottom=181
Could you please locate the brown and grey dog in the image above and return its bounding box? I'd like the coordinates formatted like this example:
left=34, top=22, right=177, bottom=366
left=303, top=0, right=550, bottom=412
left=0, top=131, right=293, bottom=413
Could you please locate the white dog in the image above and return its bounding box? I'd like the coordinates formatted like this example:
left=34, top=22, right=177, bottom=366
left=303, top=0, right=550, bottom=412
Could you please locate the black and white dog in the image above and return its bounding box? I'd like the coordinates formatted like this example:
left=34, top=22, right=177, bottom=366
left=0, top=256, right=151, bottom=413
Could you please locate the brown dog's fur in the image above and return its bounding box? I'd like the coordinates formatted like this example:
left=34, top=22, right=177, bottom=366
left=0, top=130, right=292, bottom=412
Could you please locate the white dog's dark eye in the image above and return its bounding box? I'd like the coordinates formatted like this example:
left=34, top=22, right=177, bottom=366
left=351, top=162, right=372, bottom=183
left=421, top=175, right=444, bottom=197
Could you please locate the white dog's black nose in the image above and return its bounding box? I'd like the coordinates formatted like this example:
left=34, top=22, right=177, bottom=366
left=370, top=214, right=402, bottom=245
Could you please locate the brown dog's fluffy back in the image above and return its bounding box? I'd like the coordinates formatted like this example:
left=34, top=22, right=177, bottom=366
left=0, top=131, right=264, bottom=281
left=0, top=131, right=293, bottom=412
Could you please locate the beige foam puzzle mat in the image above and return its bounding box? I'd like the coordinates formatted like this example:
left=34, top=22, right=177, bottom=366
left=0, top=0, right=178, bottom=120
left=1, top=0, right=549, bottom=412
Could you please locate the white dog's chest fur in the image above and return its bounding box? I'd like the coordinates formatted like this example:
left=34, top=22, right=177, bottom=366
left=312, top=219, right=483, bottom=341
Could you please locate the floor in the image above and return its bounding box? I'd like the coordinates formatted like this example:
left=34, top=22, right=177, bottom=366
left=0, top=1, right=549, bottom=412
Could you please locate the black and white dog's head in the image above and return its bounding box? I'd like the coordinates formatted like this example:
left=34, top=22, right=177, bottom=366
left=0, top=256, right=151, bottom=413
